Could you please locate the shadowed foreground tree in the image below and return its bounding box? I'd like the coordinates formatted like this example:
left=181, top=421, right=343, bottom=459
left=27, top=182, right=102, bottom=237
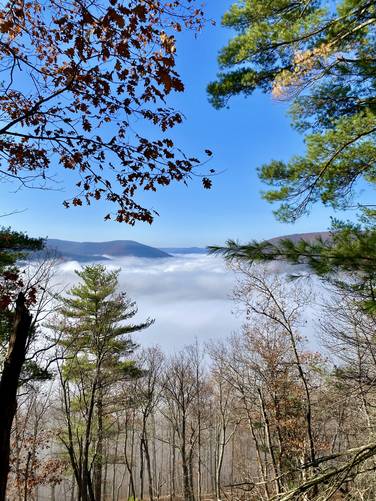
left=0, top=228, right=43, bottom=500
left=0, top=0, right=213, bottom=225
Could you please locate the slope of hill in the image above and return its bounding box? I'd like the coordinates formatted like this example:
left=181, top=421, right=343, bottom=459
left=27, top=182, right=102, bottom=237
left=160, top=233, right=331, bottom=254
left=268, top=231, right=331, bottom=245
left=46, top=239, right=171, bottom=261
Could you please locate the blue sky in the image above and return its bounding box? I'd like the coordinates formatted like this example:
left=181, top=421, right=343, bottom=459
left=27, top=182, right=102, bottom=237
left=0, top=0, right=360, bottom=247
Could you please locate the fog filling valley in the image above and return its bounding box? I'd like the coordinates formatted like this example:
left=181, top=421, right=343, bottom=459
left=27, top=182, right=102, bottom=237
left=50, top=253, right=323, bottom=352
left=53, top=254, right=241, bottom=351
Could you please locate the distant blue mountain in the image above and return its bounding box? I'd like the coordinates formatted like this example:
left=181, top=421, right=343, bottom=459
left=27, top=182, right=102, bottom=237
left=45, top=239, right=171, bottom=261
left=34, top=233, right=328, bottom=263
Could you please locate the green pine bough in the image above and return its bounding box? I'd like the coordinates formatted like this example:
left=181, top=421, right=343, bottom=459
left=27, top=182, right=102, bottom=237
left=208, top=0, right=376, bottom=306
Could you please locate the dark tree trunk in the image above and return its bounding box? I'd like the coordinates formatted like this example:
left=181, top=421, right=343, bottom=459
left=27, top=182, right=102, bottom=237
left=124, top=412, right=136, bottom=501
left=181, top=441, right=195, bottom=501
left=94, top=387, right=104, bottom=501
left=143, top=435, right=154, bottom=501
left=182, top=453, right=191, bottom=501
left=169, top=429, right=176, bottom=501
left=139, top=437, right=144, bottom=500
left=188, top=450, right=195, bottom=501
left=140, top=411, right=154, bottom=501
left=0, top=293, right=32, bottom=501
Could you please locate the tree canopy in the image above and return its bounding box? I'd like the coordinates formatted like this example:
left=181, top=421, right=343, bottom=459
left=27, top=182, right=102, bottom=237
left=0, top=0, right=213, bottom=225
left=208, top=0, right=376, bottom=310
left=0, top=227, right=43, bottom=313
left=208, top=0, right=376, bottom=222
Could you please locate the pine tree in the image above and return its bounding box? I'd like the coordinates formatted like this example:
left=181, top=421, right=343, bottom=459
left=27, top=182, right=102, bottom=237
left=51, top=264, right=153, bottom=501
left=208, top=0, right=375, bottom=222
left=208, top=0, right=376, bottom=308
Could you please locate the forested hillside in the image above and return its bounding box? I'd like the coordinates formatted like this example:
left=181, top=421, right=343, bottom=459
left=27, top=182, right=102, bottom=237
left=6, top=258, right=376, bottom=501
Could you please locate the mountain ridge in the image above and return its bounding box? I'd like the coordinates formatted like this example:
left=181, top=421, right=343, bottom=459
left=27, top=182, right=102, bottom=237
left=41, top=232, right=330, bottom=262
left=46, top=239, right=171, bottom=261
left=268, top=231, right=331, bottom=245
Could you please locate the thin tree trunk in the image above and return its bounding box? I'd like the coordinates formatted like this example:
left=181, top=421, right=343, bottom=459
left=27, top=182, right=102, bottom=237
left=197, top=420, right=202, bottom=501
left=143, top=434, right=154, bottom=501
left=23, top=451, right=31, bottom=501
left=70, top=472, right=76, bottom=501
left=230, top=432, right=235, bottom=499
left=82, top=369, right=99, bottom=501
left=169, top=429, right=176, bottom=501
left=181, top=422, right=192, bottom=501
left=258, top=388, right=282, bottom=495
left=103, top=447, right=108, bottom=501
left=243, top=397, right=271, bottom=499
left=124, top=413, right=136, bottom=501
left=0, top=293, right=32, bottom=501
left=112, top=424, right=120, bottom=501
left=139, top=435, right=144, bottom=500
left=196, top=361, right=202, bottom=501
left=188, top=449, right=195, bottom=501
left=94, top=386, right=104, bottom=501
left=215, top=429, right=225, bottom=500
left=152, top=415, right=158, bottom=499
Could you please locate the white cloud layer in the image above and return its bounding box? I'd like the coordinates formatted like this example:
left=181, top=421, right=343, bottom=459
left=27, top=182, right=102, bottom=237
left=53, top=254, right=241, bottom=351
left=50, top=254, right=327, bottom=354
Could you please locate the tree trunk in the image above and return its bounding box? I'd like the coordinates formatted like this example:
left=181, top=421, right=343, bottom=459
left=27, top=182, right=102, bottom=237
left=182, top=453, right=191, bottom=501
left=188, top=449, right=195, bottom=501
left=124, top=412, right=136, bottom=501
left=112, top=424, right=120, bottom=501
left=258, top=388, right=282, bottom=495
left=0, top=293, right=32, bottom=501
left=243, top=397, right=271, bottom=499
left=143, top=435, right=154, bottom=501
left=169, top=429, right=176, bottom=501
left=50, top=484, right=56, bottom=501
left=181, top=417, right=193, bottom=501
left=94, top=386, right=104, bottom=501
left=139, top=436, right=144, bottom=500
left=70, top=472, right=76, bottom=501
left=215, top=431, right=225, bottom=500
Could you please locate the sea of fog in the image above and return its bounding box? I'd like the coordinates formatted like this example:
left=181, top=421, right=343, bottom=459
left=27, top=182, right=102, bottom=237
left=51, top=254, right=324, bottom=352
left=53, top=254, right=240, bottom=351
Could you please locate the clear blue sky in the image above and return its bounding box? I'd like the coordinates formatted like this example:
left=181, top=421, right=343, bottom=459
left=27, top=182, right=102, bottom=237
left=0, top=1, right=361, bottom=247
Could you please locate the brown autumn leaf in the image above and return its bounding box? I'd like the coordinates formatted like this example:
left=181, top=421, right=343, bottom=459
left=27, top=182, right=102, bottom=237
left=0, top=0, right=212, bottom=225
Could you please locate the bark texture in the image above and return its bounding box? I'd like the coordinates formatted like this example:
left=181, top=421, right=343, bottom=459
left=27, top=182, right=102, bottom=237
left=0, top=293, right=32, bottom=500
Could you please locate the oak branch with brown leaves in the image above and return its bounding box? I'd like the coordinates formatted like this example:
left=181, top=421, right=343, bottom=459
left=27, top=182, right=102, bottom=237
left=0, top=0, right=213, bottom=224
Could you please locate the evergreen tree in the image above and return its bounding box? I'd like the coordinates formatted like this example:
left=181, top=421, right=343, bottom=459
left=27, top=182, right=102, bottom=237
left=208, top=0, right=375, bottom=222
left=51, top=264, right=153, bottom=501
left=208, top=0, right=376, bottom=306
left=210, top=219, right=376, bottom=310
